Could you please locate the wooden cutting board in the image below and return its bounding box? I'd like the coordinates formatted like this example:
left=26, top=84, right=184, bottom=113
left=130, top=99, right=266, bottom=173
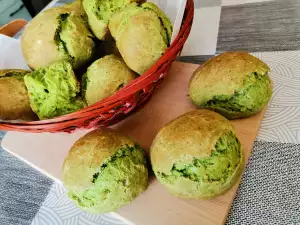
left=2, top=61, right=266, bottom=225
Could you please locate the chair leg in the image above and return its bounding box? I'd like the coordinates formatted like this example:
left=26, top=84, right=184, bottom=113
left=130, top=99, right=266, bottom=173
left=0, top=19, right=27, bottom=37
left=21, top=0, right=36, bottom=17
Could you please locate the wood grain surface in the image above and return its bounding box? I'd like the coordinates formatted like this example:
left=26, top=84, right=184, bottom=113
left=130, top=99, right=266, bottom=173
left=2, top=61, right=266, bottom=225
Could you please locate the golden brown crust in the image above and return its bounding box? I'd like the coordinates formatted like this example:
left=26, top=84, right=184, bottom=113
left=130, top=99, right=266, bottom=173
left=22, top=9, right=67, bottom=70
left=0, top=69, right=30, bottom=77
left=60, top=0, right=85, bottom=16
left=82, top=0, right=109, bottom=41
left=21, top=3, right=85, bottom=70
left=108, top=7, right=125, bottom=39
left=0, top=70, right=37, bottom=121
left=62, top=128, right=135, bottom=191
left=83, top=0, right=142, bottom=40
left=109, top=8, right=167, bottom=74
left=84, top=55, right=136, bottom=105
left=150, top=109, right=235, bottom=174
left=189, top=52, right=270, bottom=105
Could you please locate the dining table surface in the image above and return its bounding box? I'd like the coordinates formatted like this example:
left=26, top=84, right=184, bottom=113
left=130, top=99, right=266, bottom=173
left=1, top=0, right=300, bottom=225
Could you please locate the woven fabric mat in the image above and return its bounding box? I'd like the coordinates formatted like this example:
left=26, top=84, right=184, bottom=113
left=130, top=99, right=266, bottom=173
left=0, top=131, right=53, bottom=225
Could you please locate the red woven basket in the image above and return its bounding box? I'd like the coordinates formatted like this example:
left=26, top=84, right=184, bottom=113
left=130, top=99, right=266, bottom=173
left=0, top=0, right=194, bottom=133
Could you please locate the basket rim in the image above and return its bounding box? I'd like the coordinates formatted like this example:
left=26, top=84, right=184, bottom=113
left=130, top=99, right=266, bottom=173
left=0, top=0, right=194, bottom=128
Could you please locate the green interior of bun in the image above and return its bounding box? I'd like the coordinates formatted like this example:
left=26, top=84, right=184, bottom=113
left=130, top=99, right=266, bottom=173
left=80, top=72, right=89, bottom=100
left=203, top=72, right=272, bottom=116
left=157, top=132, right=242, bottom=184
left=68, top=144, right=147, bottom=212
left=55, top=13, right=95, bottom=69
left=54, top=14, right=74, bottom=63
left=110, top=3, right=142, bottom=39
left=141, top=2, right=173, bottom=45
left=110, top=2, right=172, bottom=46
left=93, top=0, right=132, bottom=24
left=24, top=61, right=85, bottom=120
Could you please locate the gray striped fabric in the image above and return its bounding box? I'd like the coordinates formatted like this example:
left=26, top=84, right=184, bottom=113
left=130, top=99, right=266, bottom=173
left=0, top=131, right=53, bottom=225
left=217, top=0, right=300, bottom=52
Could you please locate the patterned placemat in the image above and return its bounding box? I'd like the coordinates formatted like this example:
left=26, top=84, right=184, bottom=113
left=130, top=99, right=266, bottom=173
left=227, top=142, right=300, bottom=225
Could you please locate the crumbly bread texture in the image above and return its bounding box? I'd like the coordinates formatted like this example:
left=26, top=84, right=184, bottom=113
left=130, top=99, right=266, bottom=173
left=63, top=128, right=148, bottom=213
left=24, top=61, right=85, bottom=119
left=150, top=109, right=244, bottom=199
left=22, top=1, right=95, bottom=70
left=189, top=52, right=272, bottom=119
left=109, top=2, right=172, bottom=74
left=82, top=0, right=142, bottom=40
left=82, top=54, right=136, bottom=105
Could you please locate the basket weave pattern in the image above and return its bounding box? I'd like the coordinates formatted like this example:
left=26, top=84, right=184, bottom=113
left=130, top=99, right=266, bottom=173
left=0, top=0, right=194, bottom=133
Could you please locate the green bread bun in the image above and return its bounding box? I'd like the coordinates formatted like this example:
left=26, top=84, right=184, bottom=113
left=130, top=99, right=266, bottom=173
left=150, top=110, right=244, bottom=199
left=82, top=0, right=142, bottom=40
left=82, top=55, right=136, bottom=105
left=0, top=70, right=37, bottom=121
left=109, top=2, right=173, bottom=75
left=21, top=1, right=95, bottom=70
left=24, top=61, right=85, bottom=120
left=189, top=52, right=272, bottom=119
left=60, top=0, right=86, bottom=18
left=63, top=128, right=148, bottom=214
